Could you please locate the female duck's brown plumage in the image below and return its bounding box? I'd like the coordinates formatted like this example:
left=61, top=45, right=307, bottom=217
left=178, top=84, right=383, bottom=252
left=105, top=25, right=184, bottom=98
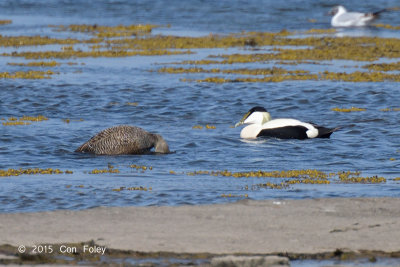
left=75, top=125, right=170, bottom=155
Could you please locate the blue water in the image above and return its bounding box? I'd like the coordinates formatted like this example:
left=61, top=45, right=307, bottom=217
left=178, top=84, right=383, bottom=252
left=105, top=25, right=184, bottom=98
left=1, top=0, right=400, bottom=213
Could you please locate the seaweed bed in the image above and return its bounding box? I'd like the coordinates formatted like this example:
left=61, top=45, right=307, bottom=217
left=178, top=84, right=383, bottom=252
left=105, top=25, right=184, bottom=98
left=1, top=21, right=400, bottom=81
left=1, top=167, right=398, bottom=196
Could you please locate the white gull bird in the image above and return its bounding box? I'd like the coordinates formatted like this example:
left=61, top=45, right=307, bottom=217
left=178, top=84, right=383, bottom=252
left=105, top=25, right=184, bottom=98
left=329, top=5, right=387, bottom=27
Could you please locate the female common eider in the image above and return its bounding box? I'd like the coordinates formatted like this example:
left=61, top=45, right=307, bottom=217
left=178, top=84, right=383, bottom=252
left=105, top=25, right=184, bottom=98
left=235, top=106, right=339, bottom=140
left=75, top=125, right=170, bottom=155
left=329, top=5, right=387, bottom=27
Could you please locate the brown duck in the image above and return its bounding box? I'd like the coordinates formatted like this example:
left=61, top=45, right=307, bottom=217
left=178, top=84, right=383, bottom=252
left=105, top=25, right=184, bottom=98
left=75, top=125, right=170, bottom=155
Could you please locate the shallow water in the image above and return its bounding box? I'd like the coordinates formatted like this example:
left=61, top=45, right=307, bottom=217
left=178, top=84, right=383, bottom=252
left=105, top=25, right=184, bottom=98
left=1, top=0, right=400, bottom=213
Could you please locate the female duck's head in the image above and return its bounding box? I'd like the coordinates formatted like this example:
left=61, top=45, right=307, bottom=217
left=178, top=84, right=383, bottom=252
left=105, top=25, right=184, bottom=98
left=153, top=134, right=170, bottom=154
left=235, top=106, right=271, bottom=127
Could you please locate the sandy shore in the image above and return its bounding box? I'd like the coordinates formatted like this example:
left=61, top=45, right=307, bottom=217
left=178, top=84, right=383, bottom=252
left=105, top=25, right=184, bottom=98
left=1, top=198, right=400, bottom=255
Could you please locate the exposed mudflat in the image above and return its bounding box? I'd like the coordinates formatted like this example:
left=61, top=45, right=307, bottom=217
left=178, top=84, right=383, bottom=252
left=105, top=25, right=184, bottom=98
left=1, top=198, right=399, bottom=255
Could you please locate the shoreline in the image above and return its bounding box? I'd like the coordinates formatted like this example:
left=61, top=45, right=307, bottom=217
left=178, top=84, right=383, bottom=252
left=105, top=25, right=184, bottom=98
left=1, top=197, right=400, bottom=264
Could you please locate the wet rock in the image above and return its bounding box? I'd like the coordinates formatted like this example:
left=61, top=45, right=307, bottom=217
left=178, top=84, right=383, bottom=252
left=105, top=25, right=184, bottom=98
left=211, top=255, right=290, bottom=267
left=0, top=253, right=18, bottom=260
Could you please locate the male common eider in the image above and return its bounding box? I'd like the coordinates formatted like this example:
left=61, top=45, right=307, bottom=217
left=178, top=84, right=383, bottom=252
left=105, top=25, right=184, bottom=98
left=235, top=106, right=339, bottom=140
left=75, top=125, right=170, bottom=155
left=329, top=5, right=387, bottom=27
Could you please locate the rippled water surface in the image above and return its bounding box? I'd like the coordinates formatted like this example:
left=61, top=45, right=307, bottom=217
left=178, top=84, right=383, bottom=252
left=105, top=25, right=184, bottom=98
left=1, top=0, right=400, bottom=213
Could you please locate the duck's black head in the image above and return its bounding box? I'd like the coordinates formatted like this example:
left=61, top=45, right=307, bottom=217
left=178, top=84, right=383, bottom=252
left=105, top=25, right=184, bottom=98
left=248, top=106, right=267, bottom=114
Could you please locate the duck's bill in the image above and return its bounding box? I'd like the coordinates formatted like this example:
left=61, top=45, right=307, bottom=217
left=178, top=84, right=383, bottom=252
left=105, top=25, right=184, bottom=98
left=234, top=121, right=243, bottom=127
left=235, top=111, right=250, bottom=127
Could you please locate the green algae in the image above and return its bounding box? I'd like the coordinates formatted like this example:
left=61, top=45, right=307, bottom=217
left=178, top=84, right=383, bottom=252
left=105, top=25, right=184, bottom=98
left=221, top=193, right=249, bottom=198
left=185, top=169, right=332, bottom=181
left=0, top=35, right=80, bottom=47
left=107, top=30, right=293, bottom=50
left=331, top=107, right=367, bottom=112
left=3, top=49, right=192, bottom=59
left=62, top=118, right=84, bottom=123
left=159, top=66, right=310, bottom=76
left=192, top=124, right=216, bottom=129
left=7, top=61, right=60, bottom=67
left=304, top=28, right=337, bottom=34
left=2, top=23, right=400, bottom=81
left=363, top=61, right=400, bottom=71
left=0, top=70, right=55, bottom=79
left=252, top=182, right=288, bottom=189
left=337, top=171, right=386, bottom=183
left=89, top=166, right=120, bottom=174
left=2, top=115, right=49, bottom=125
left=53, top=23, right=159, bottom=38
left=374, top=23, right=400, bottom=30
left=1, top=23, right=400, bottom=63
left=380, top=108, right=400, bottom=112
left=0, top=168, right=73, bottom=177
left=180, top=71, right=400, bottom=83
left=130, top=164, right=153, bottom=171
left=173, top=36, right=400, bottom=64
left=112, top=186, right=152, bottom=192
left=319, top=71, right=400, bottom=82
left=125, top=102, right=139, bottom=106
left=181, top=169, right=388, bottom=189
left=0, top=20, right=12, bottom=25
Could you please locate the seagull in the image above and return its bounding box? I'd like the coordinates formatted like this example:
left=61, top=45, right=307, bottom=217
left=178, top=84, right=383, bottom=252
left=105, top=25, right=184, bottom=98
left=75, top=125, right=170, bottom=155
left=235, top=106, right=339, bottom=140
left=329, top=5, right=387, bottom=27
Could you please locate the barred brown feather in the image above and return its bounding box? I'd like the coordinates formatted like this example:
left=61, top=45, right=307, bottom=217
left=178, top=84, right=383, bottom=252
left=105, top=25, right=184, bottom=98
left=75, top=125, right=169, bottom=155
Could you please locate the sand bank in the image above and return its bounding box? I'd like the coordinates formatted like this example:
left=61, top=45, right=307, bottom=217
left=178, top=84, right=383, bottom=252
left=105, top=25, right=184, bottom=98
left=1, top=198, right=399, bottom=255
